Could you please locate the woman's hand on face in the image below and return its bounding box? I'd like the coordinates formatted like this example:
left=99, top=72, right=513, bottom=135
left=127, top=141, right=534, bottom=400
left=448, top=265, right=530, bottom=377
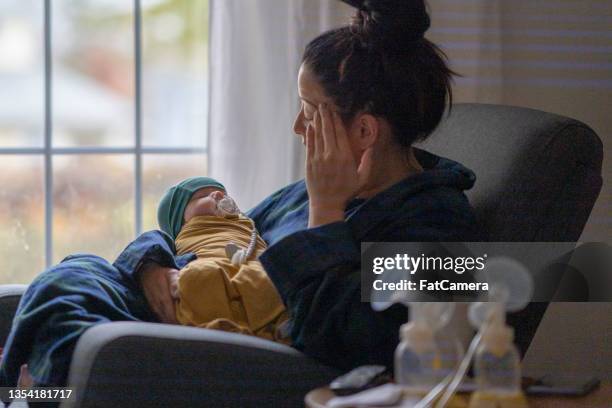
left=139, top=263, right=180, bottom=324
left=306, top=104, right=373, bottom=227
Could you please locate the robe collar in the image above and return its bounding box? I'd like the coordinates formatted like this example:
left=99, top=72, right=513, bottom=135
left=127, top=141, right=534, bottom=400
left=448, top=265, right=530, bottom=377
left=346, top=148, right=476, bottom=240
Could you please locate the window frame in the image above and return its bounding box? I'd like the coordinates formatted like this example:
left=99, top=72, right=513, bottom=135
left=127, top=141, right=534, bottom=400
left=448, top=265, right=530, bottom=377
left=0, top=0, right=207, bottom=268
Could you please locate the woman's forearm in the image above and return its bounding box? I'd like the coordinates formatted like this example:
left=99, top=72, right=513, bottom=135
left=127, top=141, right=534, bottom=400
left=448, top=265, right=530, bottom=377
left=259, top=221, right=360, bottom=300
left=259, top=222, right=403, bottom=369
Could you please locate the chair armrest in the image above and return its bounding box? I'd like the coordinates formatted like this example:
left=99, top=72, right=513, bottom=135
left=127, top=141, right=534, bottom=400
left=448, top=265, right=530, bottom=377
left=64, top=322, right=340, bottom=408
left=0, top=284, right=27, bottom=345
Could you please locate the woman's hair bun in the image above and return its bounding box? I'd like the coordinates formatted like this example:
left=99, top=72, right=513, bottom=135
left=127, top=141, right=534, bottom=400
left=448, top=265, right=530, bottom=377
left=341, top=0, right=431, bottom=44
left=304, top=1, right=453, bottom=148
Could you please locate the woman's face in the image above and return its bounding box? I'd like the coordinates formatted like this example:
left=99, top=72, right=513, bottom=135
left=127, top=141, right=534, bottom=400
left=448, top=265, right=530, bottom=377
left=293, top=63, right=362, bottom=161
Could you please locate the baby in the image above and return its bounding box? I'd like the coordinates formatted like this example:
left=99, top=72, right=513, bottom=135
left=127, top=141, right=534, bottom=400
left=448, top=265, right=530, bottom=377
left=157, top=177, right=289, bottom=343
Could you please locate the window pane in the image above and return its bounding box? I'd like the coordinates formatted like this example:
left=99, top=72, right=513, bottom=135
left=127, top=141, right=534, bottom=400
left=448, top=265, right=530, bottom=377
left=142, top=0, right=208, bottom=148
left=0, top=0, right=44, bottom=147
left=142, top=154, right=207, bottom=231
left=53, top=155, right=134, bottom=263
left=0, top=156, right=44, bottom=283
left=53, top=0, right=134, bottom=147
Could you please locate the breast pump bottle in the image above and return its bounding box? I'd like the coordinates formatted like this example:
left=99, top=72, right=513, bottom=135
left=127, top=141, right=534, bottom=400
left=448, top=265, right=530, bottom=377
left=395, top=303, right=458, bottom=394
left=468, top=300, right=528, bottom=408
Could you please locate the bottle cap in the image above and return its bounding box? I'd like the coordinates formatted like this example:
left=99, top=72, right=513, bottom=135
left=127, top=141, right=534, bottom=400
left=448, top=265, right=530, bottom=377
left=482, top=322, right=514, bottom=356
left=400, top=322, right=435, bottom=353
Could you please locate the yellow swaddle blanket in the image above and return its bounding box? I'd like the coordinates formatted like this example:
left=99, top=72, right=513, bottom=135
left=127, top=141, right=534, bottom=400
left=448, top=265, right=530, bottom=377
left=174, top=215, right=289, bottom=342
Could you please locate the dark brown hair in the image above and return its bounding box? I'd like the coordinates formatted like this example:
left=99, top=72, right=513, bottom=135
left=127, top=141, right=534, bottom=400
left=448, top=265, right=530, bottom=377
left=302, top=0, right=455, bottom=148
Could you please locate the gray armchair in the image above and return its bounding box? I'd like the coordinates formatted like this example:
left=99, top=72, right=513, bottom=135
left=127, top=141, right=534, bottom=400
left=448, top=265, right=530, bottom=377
left=0, top=104, right=603, bottom=407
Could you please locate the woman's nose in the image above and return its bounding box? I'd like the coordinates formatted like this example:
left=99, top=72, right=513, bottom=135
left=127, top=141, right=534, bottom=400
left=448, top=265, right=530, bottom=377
left=293, top=112, right=305, bottom=136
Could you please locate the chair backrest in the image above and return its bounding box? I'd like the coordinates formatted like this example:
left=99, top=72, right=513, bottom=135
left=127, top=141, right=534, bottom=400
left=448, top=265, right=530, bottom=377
left=419, top=103, right=603, bottom=242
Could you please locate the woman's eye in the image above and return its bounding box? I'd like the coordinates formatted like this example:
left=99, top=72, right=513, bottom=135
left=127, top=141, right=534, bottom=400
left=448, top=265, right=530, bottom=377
left=302, top=111, right=313, bottom=124
left=303, top=103, right=316, bottom=118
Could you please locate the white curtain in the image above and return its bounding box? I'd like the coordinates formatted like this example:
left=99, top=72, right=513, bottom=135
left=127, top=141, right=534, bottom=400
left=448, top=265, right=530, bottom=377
left=208, top=0, right=352, bottom=210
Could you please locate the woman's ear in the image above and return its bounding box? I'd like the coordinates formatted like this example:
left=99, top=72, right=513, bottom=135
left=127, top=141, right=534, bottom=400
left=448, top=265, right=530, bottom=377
left=355, top=113, right=379, bottom=150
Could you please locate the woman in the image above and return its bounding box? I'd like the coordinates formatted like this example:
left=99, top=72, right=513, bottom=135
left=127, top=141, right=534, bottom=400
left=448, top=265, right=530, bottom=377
left=0, top=0, right=482, bottom=387
left=144, top=0, right=483, bottom=370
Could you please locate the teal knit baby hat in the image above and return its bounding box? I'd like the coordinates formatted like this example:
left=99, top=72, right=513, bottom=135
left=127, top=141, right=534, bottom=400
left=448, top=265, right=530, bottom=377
left=157, top=176, right=226, bottom=239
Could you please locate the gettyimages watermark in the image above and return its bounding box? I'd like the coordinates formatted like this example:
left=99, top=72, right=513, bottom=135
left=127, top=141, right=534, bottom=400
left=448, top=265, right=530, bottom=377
left=361, top=242, right=612, bottom=303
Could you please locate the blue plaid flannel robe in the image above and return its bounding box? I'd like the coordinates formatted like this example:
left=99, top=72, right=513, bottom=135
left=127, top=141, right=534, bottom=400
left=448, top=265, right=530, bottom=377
left=0, top=149, right=483, bottom=387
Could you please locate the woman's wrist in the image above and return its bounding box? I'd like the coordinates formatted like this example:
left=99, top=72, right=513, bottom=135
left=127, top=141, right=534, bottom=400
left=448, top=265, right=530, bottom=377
left=308, top=205, right=345, bottom=227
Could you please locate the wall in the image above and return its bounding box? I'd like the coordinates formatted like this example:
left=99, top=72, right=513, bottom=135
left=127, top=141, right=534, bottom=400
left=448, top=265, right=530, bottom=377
left=427, top=0, right=611, bottom=242
left=426, top=0, right=612, bottom=379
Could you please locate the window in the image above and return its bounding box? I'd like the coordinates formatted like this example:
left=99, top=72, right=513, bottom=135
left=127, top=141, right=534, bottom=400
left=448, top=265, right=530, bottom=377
left=0, top=0, right=209, bottom=283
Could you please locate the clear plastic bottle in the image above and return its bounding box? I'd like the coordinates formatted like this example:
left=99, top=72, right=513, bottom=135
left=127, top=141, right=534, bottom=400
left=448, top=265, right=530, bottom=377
left=474, top=323, right=521, bottom=394
left=394, top=321, right=442, bottom=392
left=469, top=319, right=528, bottom=407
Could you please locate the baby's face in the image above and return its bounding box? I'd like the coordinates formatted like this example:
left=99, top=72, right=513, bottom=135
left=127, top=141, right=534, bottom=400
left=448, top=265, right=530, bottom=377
left=183, top=187, right=238, bottom=223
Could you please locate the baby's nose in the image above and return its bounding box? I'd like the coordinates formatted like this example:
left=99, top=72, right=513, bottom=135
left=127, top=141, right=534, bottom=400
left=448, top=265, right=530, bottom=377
left=210, top=190, right=225, bottom=200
